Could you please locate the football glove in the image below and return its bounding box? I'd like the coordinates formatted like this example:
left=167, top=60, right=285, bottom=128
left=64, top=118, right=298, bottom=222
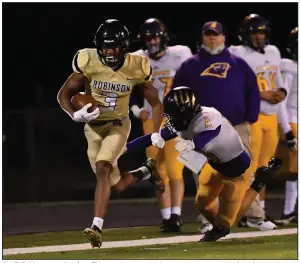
left=175, top=137, right=195, bottom=154
left=285, top=131, right=297, bottom=152
left=73, top=103, right=100, bottom=122
left=151, top=133, right=165, bottom=148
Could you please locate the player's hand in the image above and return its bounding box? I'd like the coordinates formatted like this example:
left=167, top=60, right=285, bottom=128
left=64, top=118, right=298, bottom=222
left=285, top=131, right=297, bottom=152
left=151, top=132, right=165, bottom=148
left=139, top=108, right=150, bottom=121
left=260, top=91, right=281, bottom=104
left=73, top=103, right=100, bottom=122
left=273, top=89, right=286, bottom=103
left=175, top=137, right=195, bottom=154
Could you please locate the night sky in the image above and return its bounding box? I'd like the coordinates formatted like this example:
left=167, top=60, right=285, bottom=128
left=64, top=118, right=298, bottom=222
left=3, top=2, right=298, bottom=110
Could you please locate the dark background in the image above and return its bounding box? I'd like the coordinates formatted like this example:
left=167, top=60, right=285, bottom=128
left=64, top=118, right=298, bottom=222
left=2, top=2, right=298, bottom=203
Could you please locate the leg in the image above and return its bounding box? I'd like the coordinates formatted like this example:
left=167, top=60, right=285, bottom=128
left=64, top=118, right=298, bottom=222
left=143, top=118, right=172, bottom=231
left=84, top=119, right=131, bottom=248
left=200, top=167, right=251, bottom=243
left=163, top=137, right=185, bottom=232
left=246, top=117, right=266, bottom=223
left=281, top=122, right=298, bottom=224
left=256, top=114, right=279, bottom=204
left=195, top=164, right=223, bottom=225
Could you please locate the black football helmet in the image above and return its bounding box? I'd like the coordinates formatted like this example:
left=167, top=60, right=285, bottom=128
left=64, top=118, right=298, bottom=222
left=239, top=14, right=270, bottom=51
left=138, top=18, right=169, bottom=57
left=163, top=87, right=201, bottom=133
left=287, top=27, right=298, bottom=60
left=94, top=19, right=130, bottom=68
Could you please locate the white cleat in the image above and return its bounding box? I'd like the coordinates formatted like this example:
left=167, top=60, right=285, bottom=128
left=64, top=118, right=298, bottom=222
left=199, top=222, right=213, bottom=234
left=246, top=220, right=277, bottom=231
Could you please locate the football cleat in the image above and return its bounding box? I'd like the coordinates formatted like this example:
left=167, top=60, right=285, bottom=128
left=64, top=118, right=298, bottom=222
left=238, top=216, right=248, bottom=228
left=199, top=222, right=213, bottom=234
left=274, top=211, right=297, bottom=226
left=199, top=226, right=230, bottom=242
left=160, top=219, right=171, bottom=233
left=145, top=158, right=165, bottom=193
left=169, top=214, right=182, bottom=232
left=246, top=219, right=277, bottom=231
left=83, top=225, right=102, bottom=248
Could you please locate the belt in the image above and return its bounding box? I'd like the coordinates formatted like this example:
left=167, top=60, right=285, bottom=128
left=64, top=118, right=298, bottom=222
left=89, top=117, right=128, bottom=127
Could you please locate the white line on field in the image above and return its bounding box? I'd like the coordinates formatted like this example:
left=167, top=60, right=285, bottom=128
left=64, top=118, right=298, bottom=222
left=3, top=228, right=297, bottom=256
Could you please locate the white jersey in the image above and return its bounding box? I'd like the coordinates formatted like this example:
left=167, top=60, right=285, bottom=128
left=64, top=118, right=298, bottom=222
left=132, top=45, right=193, bottom=117
left=180, top=107, right=244, bottom=164
left=229, top=45, right=285, bottom=115
left=278, top=58, right=298, bottom=132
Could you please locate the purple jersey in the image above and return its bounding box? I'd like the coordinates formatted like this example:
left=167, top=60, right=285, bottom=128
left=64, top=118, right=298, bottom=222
left=172, top=48, right=260, bottom=126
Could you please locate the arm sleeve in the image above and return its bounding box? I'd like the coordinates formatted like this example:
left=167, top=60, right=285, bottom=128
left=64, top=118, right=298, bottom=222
left=244, top=60, right=260, bottom=124
left=125, top=128, right=177, bottom=153
left=278, top=72, right=294, bottom=133
left=193, top=126, right=221, bottom=151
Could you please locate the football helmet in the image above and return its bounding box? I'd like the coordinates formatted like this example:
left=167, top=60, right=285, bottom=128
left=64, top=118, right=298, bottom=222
left=138, top=18, right=169, bottom=57
left=287, top=27, right=298, bottom=60
left=94, top=19, right=130, bottom=68
left=163, top=87, right=201, bottom=132
left=239, top=14, right=270, bottom=51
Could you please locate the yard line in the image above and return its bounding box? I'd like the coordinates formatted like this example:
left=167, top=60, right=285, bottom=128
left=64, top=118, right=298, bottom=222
left=3, top=228, right=297, bottom=256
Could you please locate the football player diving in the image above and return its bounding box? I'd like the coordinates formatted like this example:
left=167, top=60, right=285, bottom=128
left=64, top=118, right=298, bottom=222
left=126, top=87, right=281, bottom=242
left=57, top=19, right=164, bottom=248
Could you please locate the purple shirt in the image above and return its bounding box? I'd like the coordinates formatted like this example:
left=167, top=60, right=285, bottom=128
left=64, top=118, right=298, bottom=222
left=172, top=48, right=260, bottom=126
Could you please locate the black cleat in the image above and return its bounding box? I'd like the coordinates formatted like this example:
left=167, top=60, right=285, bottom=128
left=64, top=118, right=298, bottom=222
left=83, top=225, right=102, bottom=248
left=169, top=214, right=182, bottom=232
left=145, top=158, right=165, bottom=193
left=199, top=226, right=230, bottom=242
left=274, top=211, right=297, bottom=225
left=160, top=219, right=171, bottom=233
left=238, top=216, right=248, bottom=228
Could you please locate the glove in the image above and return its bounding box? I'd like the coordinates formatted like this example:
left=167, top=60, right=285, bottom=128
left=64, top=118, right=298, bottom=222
left=285, top=131, right=297, bottom=152
left=175, top=137, right=195, bottom=154
left=151, top=133, right=165, bottom=148
left=73, top=103, right=100, bottom=122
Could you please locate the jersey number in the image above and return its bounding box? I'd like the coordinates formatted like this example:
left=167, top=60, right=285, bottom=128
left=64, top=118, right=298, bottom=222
left=152, top=77, right=173, bottom=96
left=102, top=91, right=119, bottom=110
left=257, top=72, right=277, bottom=92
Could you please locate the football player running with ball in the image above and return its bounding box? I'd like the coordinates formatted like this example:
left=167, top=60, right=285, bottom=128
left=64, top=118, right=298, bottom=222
left=57, top=19, right=164, bottom=248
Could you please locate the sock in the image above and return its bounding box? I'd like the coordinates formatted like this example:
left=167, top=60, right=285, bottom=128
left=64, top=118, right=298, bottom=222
left=260, top=200, right=265, bottom=209
left=171, top=206, right=182, bottom=216
left=129, top=166, right=151, bottom=180
left=284, top=180, right=298, bottom=215
left=161, top=207, right=171, bottom=220
left=92, top=217, right=104, bottom=231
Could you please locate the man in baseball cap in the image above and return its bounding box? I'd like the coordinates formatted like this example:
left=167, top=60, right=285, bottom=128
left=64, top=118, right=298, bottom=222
left=199, top=21, right=225, bottom=55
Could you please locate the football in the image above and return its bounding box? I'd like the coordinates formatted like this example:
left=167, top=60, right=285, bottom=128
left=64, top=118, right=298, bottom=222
left=71, top=92, right=98, bottom=113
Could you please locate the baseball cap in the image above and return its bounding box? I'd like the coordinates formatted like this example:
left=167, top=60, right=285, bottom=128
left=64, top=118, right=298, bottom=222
left=202, top=21, right=224, bottom=35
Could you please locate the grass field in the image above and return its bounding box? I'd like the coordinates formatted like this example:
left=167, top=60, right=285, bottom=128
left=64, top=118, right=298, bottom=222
left=3, top=223, right=298, bottom=260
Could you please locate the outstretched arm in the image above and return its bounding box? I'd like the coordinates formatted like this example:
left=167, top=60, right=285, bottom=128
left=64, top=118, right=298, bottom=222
left=126, top=128, right=176, bottom=154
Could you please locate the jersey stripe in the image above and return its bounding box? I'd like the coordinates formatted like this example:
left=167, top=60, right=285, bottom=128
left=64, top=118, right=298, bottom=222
left=73, top=51, right=83, bottom=74
left=145, top=66, right=152, bottom=81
